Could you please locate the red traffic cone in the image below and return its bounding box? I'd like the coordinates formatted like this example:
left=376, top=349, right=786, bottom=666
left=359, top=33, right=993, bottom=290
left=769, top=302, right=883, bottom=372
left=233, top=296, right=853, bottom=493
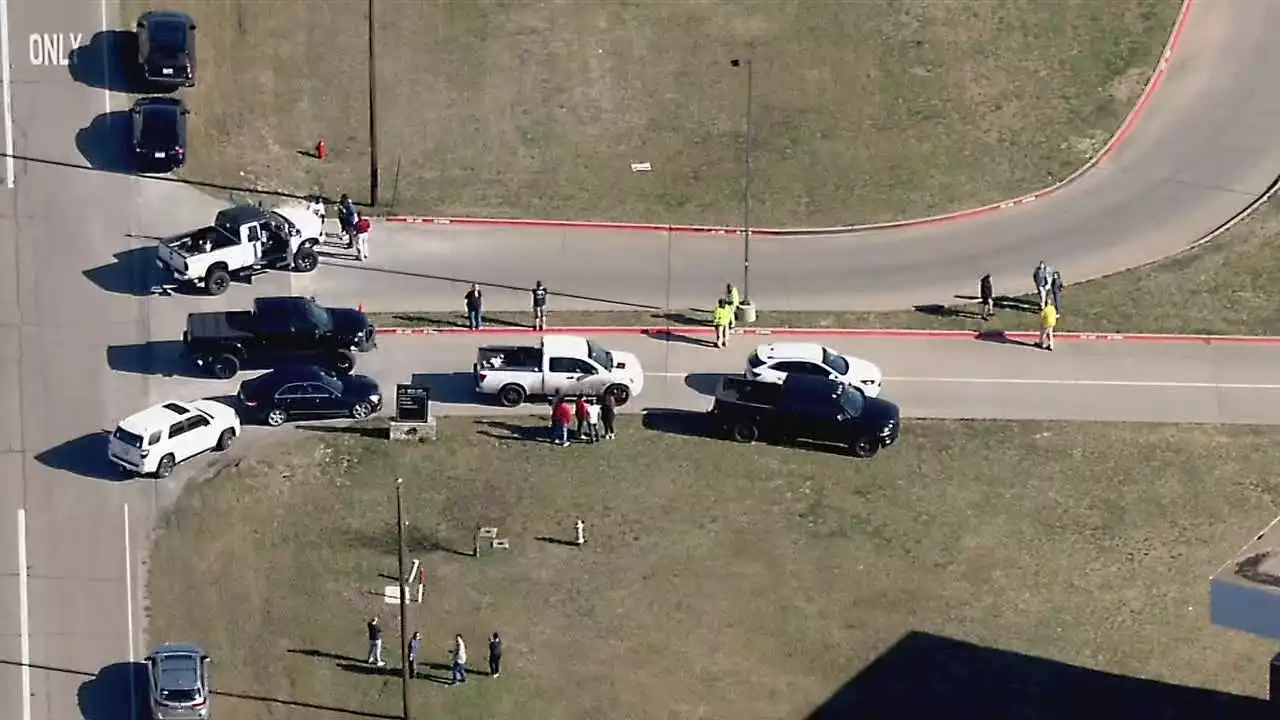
left=315, top=138, right=327, bottom=161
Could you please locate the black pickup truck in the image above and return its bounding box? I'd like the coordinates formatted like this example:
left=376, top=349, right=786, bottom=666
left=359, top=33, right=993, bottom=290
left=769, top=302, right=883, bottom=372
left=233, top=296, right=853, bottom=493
left=182, top=296, right=377, bottom=379
left=709, top=374, right=900, bottom=457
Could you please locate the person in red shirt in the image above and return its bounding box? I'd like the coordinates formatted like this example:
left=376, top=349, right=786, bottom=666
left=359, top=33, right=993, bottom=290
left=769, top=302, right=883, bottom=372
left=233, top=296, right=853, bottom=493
left=574, top=396, right=589, bottom=439
left=552, top=398, right=574, bottom=446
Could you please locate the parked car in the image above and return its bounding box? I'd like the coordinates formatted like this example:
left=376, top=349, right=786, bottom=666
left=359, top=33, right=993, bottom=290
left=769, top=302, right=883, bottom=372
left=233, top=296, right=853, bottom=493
left=131, top=96, right=188, bottom=173
left=745, top=342, right=883, bottom=398
left=473, top=335, right=644, bottom=407
left=136, top=10, right=197, bottom=88
left=238, top=365, right=383, bottom=426
left=145, top=643, right=211, bottom=719
left=182, top=296, right=376, bottom=379
left=708, top=374, right=900, bottom=458
left=108, top=400, right=239, bottom=478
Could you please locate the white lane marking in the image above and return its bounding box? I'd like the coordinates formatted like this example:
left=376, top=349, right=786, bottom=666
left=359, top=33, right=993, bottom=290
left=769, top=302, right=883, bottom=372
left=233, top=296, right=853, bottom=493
left=98, top=0, right=110, bottom=115
left=643, top=372, right=1280, bottom=390
left=17, top=509, right=30, bottom=720
left=0, top=0, right=14, bottom=189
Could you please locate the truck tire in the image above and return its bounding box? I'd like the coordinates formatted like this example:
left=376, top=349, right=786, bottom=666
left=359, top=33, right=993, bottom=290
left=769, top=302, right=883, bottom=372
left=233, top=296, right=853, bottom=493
left=604, top=383, right=632, bottom=406
left=204, top=266, right=231, bottom=296
left=330, top=349, right=355, bottom=376
left=208, top=353, right=240, bottom=380
left=850, top=436, right=880, bottom=459
left=498, top=384, right=527, bottom=408
left=293, top=246, right=319, bottom=273
left=731, top=420, right=759, bottom=444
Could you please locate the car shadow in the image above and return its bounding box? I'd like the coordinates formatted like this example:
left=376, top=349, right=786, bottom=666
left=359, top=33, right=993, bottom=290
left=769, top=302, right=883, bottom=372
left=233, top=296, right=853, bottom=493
left=77, top=660, right=147, bottom=720
left=107, top=340, right=204, bottom=378
left=640, top=408, right=709, bottom=439
left=297, top=423, right=390, bottom=439
left=683, top=372, right=730, bottom=397
left=34, top=432, right=128, bottom=481
left=75, top=111, right=135, bottom=174
left=409, top=372, right=479, bottom=405
left=69, top=29, right=147, bottom=94
left=83, top=247, right=166, bottom=297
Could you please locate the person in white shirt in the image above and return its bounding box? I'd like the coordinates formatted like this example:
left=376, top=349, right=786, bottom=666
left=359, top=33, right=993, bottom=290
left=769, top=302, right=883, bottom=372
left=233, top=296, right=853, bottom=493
left=451, top=634, right=468, bottom=685
left=584, top=398, right=602, bottom=443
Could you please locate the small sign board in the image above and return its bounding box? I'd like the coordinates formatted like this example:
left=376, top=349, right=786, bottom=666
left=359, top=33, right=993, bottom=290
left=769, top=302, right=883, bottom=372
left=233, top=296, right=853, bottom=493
left=395, top=384, right=430, bottom=423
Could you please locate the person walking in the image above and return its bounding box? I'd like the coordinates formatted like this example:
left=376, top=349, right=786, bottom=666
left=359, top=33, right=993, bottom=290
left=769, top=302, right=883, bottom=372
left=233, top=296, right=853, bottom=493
left=407, top=631, right=421, bottom=679
left=450, top=634, right=468, bottom=685
left=552, top=396, right=574, bottom=446
left=488, top=632, right=503, bottom=678
left=1033, top=261, right=1049, bottom=309
left=464, top=284, right=484, bottom=330
left=353, top=216, right=371, bottom=262
left=600, top=393, right=617, bottom=440
left=1050, top=271, right=1063, bottom=312
left=338, top=194, right=358, bottom=249
left=1038, top=302, right=1058, bottom=351
left=979, top=273, right=994, bottom=321
left=531, top=281, right=549, bottom=331
left=366, top=617, right=385, bottom=667
left=724, top=283, right=740, bottom=330
left=712, top=299, right=732, bottom=349
left=574, top=395, right=589, bottom=439
left=584, top=397, right=602, bottom=443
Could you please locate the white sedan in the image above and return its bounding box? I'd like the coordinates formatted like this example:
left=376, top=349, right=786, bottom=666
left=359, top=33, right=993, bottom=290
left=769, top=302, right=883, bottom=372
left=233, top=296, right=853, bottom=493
left=744, top=342, right=884, bottom=398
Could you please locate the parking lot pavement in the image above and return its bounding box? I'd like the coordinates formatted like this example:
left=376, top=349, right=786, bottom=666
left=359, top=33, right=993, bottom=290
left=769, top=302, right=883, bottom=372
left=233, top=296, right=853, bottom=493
left=121, top=331, right=1280, bottom=426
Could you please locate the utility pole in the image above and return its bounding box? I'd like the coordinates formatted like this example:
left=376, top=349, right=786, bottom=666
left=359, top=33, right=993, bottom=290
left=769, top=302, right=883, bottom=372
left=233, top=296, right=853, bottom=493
left=395, top=478, right=411, bottom=719
left=730, top=58, right=756, bottom=320
left=368, top=0, right=381, bottom=206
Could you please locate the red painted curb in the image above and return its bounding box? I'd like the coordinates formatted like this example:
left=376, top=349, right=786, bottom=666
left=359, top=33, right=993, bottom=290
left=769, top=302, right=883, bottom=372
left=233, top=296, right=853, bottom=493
left=385, top=0, right=1193, bottom=237
left=374, top=323, right=1280, bottom=345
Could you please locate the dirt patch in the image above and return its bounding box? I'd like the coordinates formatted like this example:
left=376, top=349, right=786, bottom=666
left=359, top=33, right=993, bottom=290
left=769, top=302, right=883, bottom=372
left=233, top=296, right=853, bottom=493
left=116, top=0, right=1180, bottom=225
left=146, top=416, right=1279, bottom=718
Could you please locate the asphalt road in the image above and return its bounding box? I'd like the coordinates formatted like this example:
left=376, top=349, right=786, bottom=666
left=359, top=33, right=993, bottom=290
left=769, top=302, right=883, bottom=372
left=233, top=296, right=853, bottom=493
left=137, top=333, right=1280, bottom=426
left=0, top=0, right=1278, bottom=717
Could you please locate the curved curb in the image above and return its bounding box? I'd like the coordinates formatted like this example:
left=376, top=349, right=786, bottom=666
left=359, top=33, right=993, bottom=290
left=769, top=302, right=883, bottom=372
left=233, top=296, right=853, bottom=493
left=374, top=324, right=1280, bottom=345
left=387, top=0, right=1193, bottom=238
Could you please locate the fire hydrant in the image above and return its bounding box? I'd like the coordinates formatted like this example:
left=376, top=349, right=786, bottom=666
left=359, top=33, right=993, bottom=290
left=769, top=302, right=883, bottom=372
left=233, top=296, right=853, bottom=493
left=315, top=138, right=327, bottom=161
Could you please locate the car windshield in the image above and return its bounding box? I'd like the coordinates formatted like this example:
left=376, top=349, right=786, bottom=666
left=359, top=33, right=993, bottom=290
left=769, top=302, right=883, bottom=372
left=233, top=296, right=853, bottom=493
left=837, top=384, right=865, bottom=417
left=268, top=211, right=299, bottom=236
left=320, top=373, right=343, bottom=395
left=303, top=301, right=334, bottom=332
left=158, top=687, right=201, bottom=704
left=585, top=340, right=614, bottom=370
left=821, top=347, right=850, bottom=375
left=112, top=427, right=143, bottom=448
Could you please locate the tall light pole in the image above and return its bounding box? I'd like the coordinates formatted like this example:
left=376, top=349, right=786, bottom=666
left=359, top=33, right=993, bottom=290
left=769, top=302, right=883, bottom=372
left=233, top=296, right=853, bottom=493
left=368, top=0, right=381, bottom=206
left=395, top=478, right=411, bottom=720
left=730, top=58, right=754, bottom=315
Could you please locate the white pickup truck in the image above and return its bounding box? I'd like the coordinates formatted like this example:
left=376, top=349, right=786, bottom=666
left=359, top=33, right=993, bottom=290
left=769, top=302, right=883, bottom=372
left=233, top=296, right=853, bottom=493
left=473, top=335, right=645, bottom=407
left=155, top=203, right=323, bottom=296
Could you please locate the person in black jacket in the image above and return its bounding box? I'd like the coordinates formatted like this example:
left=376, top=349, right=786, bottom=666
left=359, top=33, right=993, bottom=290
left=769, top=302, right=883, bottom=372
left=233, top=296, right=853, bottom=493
left=465, top=284, right=484, bottom=330
left=531, top=281, right=549, bottom=330
left=488, top=632, right=503, bottom=678
left=979, top=274, right=994, bottom=320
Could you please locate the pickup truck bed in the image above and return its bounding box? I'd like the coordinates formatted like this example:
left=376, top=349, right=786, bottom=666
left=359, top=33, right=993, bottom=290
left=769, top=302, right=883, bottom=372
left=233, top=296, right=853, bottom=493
left=476, top=345, right=542, bottom=371
left=163, top=225, right=233, bottom=257
left=186, top=310, right=255, bottom=340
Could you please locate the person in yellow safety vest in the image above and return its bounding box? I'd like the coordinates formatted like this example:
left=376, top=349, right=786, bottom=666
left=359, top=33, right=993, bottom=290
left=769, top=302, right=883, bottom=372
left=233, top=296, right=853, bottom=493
left=1038, top=303, right=1058, bottom=351
left=713, top=299, right=733, bottom=348
left=724, top=283, right=740, bottom=330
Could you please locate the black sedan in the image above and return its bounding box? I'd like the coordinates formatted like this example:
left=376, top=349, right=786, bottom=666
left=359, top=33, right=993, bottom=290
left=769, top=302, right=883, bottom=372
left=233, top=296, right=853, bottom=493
left=132, top=97, right=188, bottom=173
left=237, top=366, right=383, bottom=427
left=136, top=10, right=197, bottom=88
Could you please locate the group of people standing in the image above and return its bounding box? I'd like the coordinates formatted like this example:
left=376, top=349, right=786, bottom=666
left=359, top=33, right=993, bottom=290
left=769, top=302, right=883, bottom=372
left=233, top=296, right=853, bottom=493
left=462, top=280, right=549, bottom=331
left=976, top=261, right=1064, bottom=351
left=551, top=393, right=617, bottom=445
left=306, top=193, right=371, bottom=261
left=366, top=618, right=504, bottom=686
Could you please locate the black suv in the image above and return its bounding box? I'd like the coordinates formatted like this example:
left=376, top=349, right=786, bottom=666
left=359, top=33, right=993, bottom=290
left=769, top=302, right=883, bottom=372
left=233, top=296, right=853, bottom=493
left=136, top=10, right=197, bottom=88
left=182, top=296, right=377, bottom=379
left=709, top=374, right=900, bottom=457
left=131, top=97, right=188, bottom=173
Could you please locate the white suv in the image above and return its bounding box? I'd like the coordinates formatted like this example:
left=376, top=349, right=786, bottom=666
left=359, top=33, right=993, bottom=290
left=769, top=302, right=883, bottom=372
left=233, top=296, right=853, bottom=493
left=108, top=400, right=240, bottom=478
left=745, top=342, right=884, bottom=398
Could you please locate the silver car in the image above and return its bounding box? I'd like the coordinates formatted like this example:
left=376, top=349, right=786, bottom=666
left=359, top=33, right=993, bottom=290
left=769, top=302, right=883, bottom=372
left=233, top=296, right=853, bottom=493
left=145, top=643, right=211, bottom=719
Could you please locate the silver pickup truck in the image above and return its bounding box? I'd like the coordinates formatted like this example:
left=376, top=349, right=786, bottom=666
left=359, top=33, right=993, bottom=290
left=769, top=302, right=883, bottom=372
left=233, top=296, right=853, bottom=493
left=473, top=335, right=645, bottom=407
left=156, top=204, right=323, bottom=295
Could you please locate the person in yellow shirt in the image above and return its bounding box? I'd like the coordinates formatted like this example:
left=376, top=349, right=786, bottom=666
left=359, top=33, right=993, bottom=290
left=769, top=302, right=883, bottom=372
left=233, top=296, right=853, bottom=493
left=1039, top=303, right=1058, bottom=351
left=713, top=299, right=733, bottom=348
left=724, top=283, right=740, bottom=330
